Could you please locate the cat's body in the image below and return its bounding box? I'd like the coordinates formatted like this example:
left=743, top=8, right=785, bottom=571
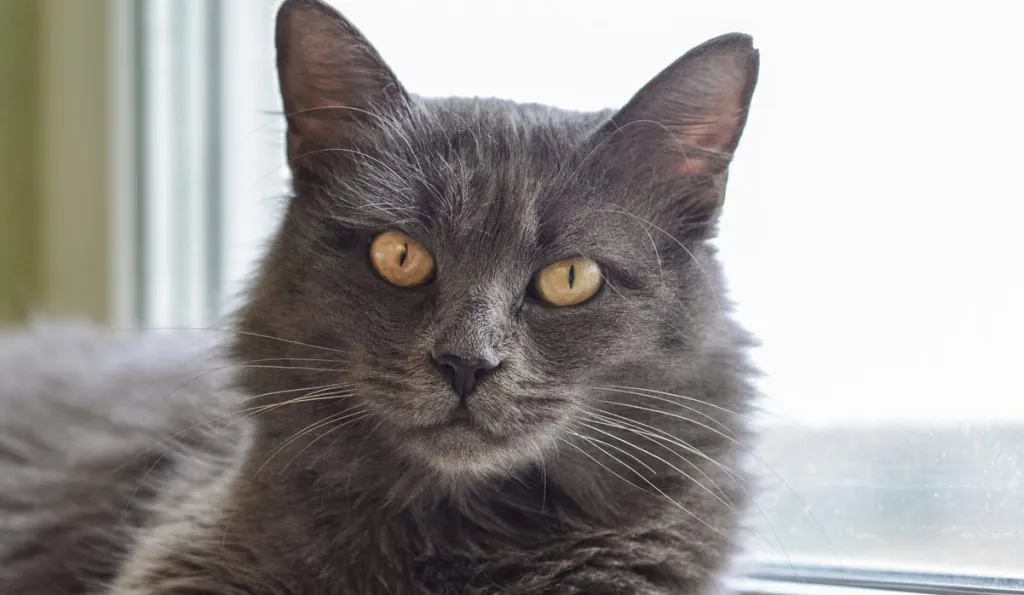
left=0, top=1, right=760, bottom=593
left=0, top=323, right=244, bottom=594
left=1, top=316, right=753, bottom=595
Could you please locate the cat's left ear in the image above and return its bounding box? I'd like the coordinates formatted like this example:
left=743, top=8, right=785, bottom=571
left=600, top=33, right=759, bottom=178
left=275, top=0, right=408, bottom=166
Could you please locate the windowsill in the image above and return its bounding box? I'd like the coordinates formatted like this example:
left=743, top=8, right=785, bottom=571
left=733, top=560, right=1024, bottom=595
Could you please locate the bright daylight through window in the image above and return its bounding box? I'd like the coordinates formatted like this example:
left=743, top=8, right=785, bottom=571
left=130, top=0, right=1023, bottom=590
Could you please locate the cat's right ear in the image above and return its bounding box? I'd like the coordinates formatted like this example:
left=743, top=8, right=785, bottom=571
left=275, top=0, right=408, bottom=165
left=600, top=33, right=759, bottom=178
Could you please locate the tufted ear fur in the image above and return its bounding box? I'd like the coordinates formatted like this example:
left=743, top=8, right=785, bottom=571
left=275, top=0, right=408, bottom=167
left=597, top=33, right=759, bottom=231
left=605, top=33, right=759, bottom=176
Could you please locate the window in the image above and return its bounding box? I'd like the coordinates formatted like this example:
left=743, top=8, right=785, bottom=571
left=122, top=0, right=1024, bottom=591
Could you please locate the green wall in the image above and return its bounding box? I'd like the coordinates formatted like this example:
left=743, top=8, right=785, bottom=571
left=0, top=0, right=110, bottom=324
left=0, top=1, right=41, bottom=322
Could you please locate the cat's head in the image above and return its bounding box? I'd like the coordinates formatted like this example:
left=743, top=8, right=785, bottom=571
left=235, top=0, right=758, bottom=486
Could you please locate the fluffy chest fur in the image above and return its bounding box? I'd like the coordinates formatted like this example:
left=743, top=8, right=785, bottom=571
left=106, top=374, right=749, bottom=595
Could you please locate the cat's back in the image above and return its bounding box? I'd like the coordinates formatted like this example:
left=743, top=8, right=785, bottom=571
left=0, top=321, right=240, bottom=594
left=0, top=321, right=232, bottom=465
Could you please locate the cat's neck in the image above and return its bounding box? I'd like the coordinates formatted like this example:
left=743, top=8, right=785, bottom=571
left=229, top=408, right=720, bottom=537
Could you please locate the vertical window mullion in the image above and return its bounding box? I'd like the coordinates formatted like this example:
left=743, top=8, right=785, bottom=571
left=137, top=0, right=220, bottom=328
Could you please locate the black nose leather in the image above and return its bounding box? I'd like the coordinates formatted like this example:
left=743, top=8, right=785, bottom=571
left=432, top=353, right=499, bottom=400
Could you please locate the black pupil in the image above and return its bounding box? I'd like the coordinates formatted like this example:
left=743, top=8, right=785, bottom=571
left=568, top=264, right=576, bottom=289
left=398, top=243, right=408, bottom=267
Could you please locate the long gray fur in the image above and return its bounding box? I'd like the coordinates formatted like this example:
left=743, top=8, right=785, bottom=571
left=0, top=1, right=761, bottom=593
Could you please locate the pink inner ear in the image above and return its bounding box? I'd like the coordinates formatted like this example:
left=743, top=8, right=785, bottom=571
left=284, top=65, right=348, bottom=137
left=672, top=88, right=746, bottom=175
left=677, top=155, right=712, bottom=176
left=277, top=0, right=406, bottom=160
left=672, top=115, right=732, bottom=175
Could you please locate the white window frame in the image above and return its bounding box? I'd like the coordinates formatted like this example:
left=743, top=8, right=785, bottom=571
left=113, top=0, right=284, bottom=329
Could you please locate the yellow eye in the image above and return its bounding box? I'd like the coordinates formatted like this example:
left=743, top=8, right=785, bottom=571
left=534, top=257, right=602, bottom=306
left=370, top=231, right=435, bottom=287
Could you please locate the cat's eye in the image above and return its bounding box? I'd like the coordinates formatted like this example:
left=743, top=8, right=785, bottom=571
left=534, top=257, right=603, bottom=306
left=370, top=231, right=435, bottom=287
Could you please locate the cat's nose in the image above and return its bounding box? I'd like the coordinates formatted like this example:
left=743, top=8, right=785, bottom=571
left=432, top=353, right=500, bottom=401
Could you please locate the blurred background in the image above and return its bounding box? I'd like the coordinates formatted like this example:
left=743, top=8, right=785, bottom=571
left=1, top=0, right=1022, bottom=581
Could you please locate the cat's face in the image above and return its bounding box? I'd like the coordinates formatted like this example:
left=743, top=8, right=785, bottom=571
left=237, top=0, right=757, bottom=484
left=256, top=103, right=696, bottom=479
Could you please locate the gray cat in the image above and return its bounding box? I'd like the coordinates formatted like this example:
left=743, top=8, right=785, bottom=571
left=0, top=0, right=760, bottom=593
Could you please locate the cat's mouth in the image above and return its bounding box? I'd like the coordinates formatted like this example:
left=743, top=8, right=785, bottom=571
left=449, top=405, right=472, bottom=424
left=407, top=403, right=511, bottom=452
left=428, top=406, right=495, bottom=435
left=373, top=383, right=565, bottom=476
left=382, top=392, right=568, bottom=479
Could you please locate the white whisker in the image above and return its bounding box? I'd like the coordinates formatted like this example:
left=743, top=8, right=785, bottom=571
left=578, top=420, right=736, bottom=512
left=594, top=384, right=743, bottom=416
left=568, top=431, right=657, bottom=475
left=584, top=411, right=743, bottom=486
left=556, top=437, right=648, bottom=493
left=583, top=414, right=794, bottom=560
left=122, top=326, right=350, bottom=356
left=588, top=406, right=842, bottom=566
left=585, top=407, right=746, bottom=483
left=280, top=413, right=370, bottom=473
left=589, top=386, right=739, bottom=437
left=573, top=434, right=725, bottom=536
left=254, top=406, right=369, bottom=477
left=596, top=400, right=740, bottom=447
left=236, top=391, right=357, bottom=419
